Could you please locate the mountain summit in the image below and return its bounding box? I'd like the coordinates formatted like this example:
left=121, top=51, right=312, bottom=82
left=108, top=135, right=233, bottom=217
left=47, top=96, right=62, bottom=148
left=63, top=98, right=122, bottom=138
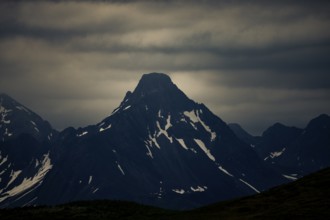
left=0, top=93, right=55, bottom=142
left=115, top=73, right=194, bottom=114
left=134, top=73, right=174, bottom=94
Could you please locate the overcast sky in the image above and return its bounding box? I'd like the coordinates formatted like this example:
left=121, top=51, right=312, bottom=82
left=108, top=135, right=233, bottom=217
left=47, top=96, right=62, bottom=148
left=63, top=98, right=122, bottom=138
left=1, top=0, right=330, bottom=135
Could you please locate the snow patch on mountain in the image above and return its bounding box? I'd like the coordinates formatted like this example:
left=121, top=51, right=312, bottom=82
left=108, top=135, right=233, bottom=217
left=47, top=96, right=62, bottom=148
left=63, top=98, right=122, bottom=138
left=218, top=165, right=234, bottom=177
left=151, top=181, right=164, bottom=199
left=35, top=159, right=39, bottom=168
left=194, top=139, right=215, bottom=161
left=239, top=178, right=260, bottom=193
left=282, top=174, right=298, bottom=181
left=144, top=143, right=154, bottom=159
left=111, top=107, right=120, bottom=115
left=165, top=115, right=172, bottom=130
left=7, top=170, right=22, bottom=188
left=124, top=105, right=131, bottom=111
left=190, top=186, right=207, bottom=192
left=264, top=147, right=286, bottom=161
left=0, top=152, right=53, bottom=203
left=184, top=110, right=216, bottom=141
left=156, top=121, right=173, bottom=143
left=99, top=124, right=112, bottom=132
left=176, top=138, right=188, bottom=150
left=116, top=162, right=125, bottom=175
left=0, top=105, right=12, bottom=125
left=184, top=111, right=199, bottom=123
left=158, top=110, right=163, bottom=119
left=172, top=189, right=185, bottom=194
left=173, top=186, right=208, bottom=194
left=77, top=131, right=88, bottom=137
left=0, top=154, right=8, bottom=166
left=147, top=129, right=161, bottom=149
left=4, top=128, right=13, bottom=137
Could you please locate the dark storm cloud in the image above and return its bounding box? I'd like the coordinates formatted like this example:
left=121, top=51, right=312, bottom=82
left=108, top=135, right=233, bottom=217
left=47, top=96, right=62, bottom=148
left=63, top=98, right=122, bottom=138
left=0, top=0, right=330, bottom=134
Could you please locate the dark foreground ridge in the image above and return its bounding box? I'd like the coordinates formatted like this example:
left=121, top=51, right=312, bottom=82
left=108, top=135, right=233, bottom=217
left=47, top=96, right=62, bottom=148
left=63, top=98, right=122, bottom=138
left=1, top=167, right=329, bottom=220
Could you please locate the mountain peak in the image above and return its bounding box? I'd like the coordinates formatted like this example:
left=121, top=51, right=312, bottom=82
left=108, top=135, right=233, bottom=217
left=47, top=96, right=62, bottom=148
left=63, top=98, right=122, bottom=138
left=0, top=93, right=55, bottom=142
left=110, top=72, right=194, bottom=113
left=306, top=114, right=330, bottom=131
left=141, top=72, right=171, bottom=82
left=133, top=72, right=174, bottom=95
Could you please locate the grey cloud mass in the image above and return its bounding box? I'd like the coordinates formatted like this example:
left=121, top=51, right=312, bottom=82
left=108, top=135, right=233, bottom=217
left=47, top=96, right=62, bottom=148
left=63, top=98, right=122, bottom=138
left=1, top=0, right=330, bottom=135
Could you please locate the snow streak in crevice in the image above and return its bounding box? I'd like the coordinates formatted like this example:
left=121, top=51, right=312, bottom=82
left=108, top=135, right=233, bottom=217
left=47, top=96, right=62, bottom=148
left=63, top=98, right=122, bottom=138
left=0, top=152, right=53, bottom=203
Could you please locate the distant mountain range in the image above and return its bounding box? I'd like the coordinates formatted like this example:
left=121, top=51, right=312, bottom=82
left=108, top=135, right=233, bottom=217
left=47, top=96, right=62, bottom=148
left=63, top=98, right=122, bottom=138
left=229, top=114, right=330, bottom=179
left=0, top=73, right=329, bottom=209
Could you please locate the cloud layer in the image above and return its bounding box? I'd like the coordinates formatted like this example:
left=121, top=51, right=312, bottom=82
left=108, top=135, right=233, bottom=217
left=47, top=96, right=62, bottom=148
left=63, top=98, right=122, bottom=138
left=1, top=0, right=330, bottom=135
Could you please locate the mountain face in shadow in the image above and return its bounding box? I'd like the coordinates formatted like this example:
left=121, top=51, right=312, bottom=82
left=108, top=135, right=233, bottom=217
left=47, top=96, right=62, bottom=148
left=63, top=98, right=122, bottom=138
left=1, top=73, right=329, bottom=210
left=0, top=94, right=56, bottom=206
left=230, top=114, right=330, bottom=180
